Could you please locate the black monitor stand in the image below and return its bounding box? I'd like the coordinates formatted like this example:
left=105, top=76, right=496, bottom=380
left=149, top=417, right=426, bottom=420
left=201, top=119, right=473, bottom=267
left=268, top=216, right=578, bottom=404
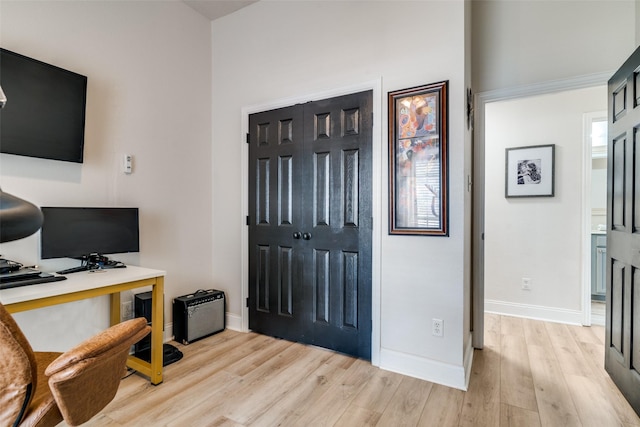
left=56, top=254, right=126, bottom=275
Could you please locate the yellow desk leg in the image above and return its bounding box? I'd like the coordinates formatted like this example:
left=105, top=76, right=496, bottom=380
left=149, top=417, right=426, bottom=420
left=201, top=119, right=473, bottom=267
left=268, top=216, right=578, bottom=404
left=110, top=292, right=121, bottom=326
left=150, top=276, right=164, bottom=385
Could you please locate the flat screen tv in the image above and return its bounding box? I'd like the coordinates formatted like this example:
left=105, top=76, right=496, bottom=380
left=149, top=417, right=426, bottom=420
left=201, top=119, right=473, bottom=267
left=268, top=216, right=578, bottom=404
left=0, top=48, right=87, bottom=163
left=40, top=207, right=139, bottom=260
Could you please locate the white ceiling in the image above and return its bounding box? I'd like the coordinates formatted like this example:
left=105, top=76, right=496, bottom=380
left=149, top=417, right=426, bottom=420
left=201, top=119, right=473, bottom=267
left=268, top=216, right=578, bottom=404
left=182, top=0, right=258, bottom=21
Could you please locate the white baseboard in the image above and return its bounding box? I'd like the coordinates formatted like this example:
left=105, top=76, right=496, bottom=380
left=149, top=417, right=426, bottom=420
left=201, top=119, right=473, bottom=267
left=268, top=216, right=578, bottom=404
left=380, top=348, right=469, bottom=391
left=225, top=312, right=243, bottom=331
left=164, top=322, right=173, bottom=342
left=463, top=334, right=474, bottom=390
left=485, top=299, right=583, bottom=325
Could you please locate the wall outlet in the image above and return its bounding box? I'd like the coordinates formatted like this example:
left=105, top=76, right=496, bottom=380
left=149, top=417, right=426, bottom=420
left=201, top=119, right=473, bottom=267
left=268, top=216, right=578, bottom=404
left=122, top=301, right=133, bottom=320
left=522, top=277, right=532, bottom=290
left=432, top=318, right=444, bottom=337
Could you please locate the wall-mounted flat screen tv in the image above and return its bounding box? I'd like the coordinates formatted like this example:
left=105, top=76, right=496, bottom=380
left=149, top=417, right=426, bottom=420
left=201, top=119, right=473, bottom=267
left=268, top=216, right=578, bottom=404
left=40, top=207, right=139, bottom=259
left=0, top=48, right=87, bottom=163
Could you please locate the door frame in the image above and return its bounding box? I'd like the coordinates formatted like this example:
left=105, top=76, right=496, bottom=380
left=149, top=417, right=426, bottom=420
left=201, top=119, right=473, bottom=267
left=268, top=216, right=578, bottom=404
left=473, top=71, right=612, bottom=348
left=239, top=79, right=383, bottom=366
left=582, top=110, right=608, bottom=326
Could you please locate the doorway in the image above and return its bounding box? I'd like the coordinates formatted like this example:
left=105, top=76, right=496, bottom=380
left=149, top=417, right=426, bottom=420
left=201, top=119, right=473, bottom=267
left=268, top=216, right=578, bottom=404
left=247, top=90, right=373, bottom=359
left=473, top=73, right=611, bottom=348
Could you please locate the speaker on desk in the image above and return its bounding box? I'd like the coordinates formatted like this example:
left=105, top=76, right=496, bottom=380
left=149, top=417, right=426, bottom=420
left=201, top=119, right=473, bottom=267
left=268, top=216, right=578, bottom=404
left=173, top=289, right=225, bottom=345
left=133, top=291, right=182, bottom=366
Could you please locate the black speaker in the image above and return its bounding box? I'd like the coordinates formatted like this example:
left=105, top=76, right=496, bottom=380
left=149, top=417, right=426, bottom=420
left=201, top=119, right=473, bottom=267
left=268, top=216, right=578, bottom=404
left=134, top=291, right=153, bottom=354
left=133, top=291, right=182, bottom=366
left=134, top=291, right=153, bottom=322
left=173, top=289, right=225, bottom=345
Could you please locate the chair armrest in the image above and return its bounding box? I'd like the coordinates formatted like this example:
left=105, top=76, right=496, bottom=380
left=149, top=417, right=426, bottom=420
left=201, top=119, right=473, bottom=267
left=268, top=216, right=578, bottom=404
left=43, top=318, right=150, bottom=425
left=45, top=317, right=149, bottom=377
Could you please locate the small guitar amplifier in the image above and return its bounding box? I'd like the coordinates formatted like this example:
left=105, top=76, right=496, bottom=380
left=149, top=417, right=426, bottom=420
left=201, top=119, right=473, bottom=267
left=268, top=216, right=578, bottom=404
left=173, top=289, right=225, bottom=345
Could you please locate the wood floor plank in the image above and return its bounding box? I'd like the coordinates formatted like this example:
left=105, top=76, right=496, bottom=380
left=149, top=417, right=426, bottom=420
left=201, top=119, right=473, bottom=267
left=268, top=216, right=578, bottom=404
left=546, top=323, right=637, bottom=424
left=544, top=322, right=594, bottom=377
left=223, top=335, right=294, bottom=377
left=291, top=358, right=376, bottom=426
left=500, top=403, right=541, bottom=427
left=334, top=406, right=381, bottom=426
left=564, top=373, right=631, bottom=427
left=223, top=343, right=331, bottom=424
left=70, top=316, right=640, bottom=427
left=567, top=323, right=604, bottom=346
left=522, top=318, right=552, bottom=348
left=205, top=416, right=245, bottom=427
left=167, top=341, right=311, bottom=426
left=575, top=342, right=640, bottom=427
left=574, top=336, right=606, bottom=371
left=72, top=413, right=123, bottom=426
left=129, top=368, right=241, bottom=426
left=348, top=367, right=404, bottom=413
left=591, top=323, right=605, bottom=343
left=417, top=383, right=464, bottom=426
left=500, top=314, right=524, bottom=336
left=374, top=376, right=432, bottom=426
left=527, top=344, right=582, bottom=427
left=103, top=335, right=280, bottom=425
left=247, top=351, right=355, bottom=426
left=500, top=333, right=537, bottom=411
left=484, top=312, right=501, bottom=349
left=459, top=348, right=500, bottom=427
left=110, top=335, right=288, bottom=425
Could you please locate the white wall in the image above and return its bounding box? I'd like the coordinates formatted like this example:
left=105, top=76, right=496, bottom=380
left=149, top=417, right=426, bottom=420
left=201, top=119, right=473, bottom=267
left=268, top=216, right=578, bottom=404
left=472, top=0, right=636, bottom=93
left=0, top=1, right=213, bottom=350
left=463, top=0, right=473, bottom=351
left=211, top=1, right=472, bottom=388
left=484, top=86, right=606, bottom=322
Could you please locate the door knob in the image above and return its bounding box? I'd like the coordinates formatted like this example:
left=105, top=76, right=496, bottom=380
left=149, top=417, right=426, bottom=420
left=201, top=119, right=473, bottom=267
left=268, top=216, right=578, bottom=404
left=302, top=232, right=312, bottom=240
left=293, top=232, right=301, bottom=239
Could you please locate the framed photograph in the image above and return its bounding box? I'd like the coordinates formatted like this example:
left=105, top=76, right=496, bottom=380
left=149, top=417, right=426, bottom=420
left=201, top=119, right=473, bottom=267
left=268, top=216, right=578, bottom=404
left=505, top=144, right=555, bottom=198
left=388, top=81, right=448, bottom=236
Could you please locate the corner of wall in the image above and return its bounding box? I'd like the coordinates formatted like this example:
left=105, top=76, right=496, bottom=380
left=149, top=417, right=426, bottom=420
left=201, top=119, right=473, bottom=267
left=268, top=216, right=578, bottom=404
left=380, top=349, right=469, bottom=391
left=225, top=312, right=243, bottom=332
left=463, top=332, right=474, bottom=390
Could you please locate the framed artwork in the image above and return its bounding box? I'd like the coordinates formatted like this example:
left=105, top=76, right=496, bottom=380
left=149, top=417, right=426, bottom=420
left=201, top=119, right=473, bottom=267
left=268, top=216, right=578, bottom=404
left=388, top=81, right=448, bottom=236
left=505, top=144, right=555, bottom=198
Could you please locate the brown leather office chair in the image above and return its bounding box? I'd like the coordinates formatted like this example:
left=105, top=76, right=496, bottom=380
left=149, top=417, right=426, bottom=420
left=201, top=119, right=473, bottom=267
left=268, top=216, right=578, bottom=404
left=0, top=301, right=150, bottom=426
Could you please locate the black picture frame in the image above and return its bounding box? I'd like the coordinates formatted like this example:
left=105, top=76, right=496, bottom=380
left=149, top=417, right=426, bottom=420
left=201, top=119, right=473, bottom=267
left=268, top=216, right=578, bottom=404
left=505, top=144, right=555, bottom=198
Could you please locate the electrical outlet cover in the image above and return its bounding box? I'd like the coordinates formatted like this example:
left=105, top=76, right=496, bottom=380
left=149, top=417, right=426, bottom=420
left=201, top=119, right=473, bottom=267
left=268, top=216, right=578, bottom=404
left=432, top=318, right=443, bottom=337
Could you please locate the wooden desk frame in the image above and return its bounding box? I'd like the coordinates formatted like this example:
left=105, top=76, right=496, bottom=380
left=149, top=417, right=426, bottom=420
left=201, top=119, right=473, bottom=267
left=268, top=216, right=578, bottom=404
left=4, top=274, right=165, bottom=385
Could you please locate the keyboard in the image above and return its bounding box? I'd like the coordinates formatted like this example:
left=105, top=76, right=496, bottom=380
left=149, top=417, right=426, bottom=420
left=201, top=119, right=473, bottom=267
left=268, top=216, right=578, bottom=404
left=0, top=273, right=67, bottom=290
left=0, top=266, right=44, bottom=282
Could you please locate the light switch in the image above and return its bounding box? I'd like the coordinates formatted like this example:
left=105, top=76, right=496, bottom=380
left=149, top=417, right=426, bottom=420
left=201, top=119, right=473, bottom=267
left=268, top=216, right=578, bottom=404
left=123, top=154, right=133, bottom=174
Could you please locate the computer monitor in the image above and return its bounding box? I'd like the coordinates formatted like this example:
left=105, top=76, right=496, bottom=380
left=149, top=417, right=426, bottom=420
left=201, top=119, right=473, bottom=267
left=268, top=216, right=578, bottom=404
left=40, top=207, right=139, bottom=260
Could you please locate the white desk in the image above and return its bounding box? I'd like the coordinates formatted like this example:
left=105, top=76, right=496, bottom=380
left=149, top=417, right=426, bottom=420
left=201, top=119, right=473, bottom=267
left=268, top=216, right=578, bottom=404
left=0, top=265, right=165, bottom=385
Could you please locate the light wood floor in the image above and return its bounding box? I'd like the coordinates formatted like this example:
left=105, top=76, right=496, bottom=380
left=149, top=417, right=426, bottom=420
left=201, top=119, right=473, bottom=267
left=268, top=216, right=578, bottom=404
left=72, top=314, right=640, bottom=427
